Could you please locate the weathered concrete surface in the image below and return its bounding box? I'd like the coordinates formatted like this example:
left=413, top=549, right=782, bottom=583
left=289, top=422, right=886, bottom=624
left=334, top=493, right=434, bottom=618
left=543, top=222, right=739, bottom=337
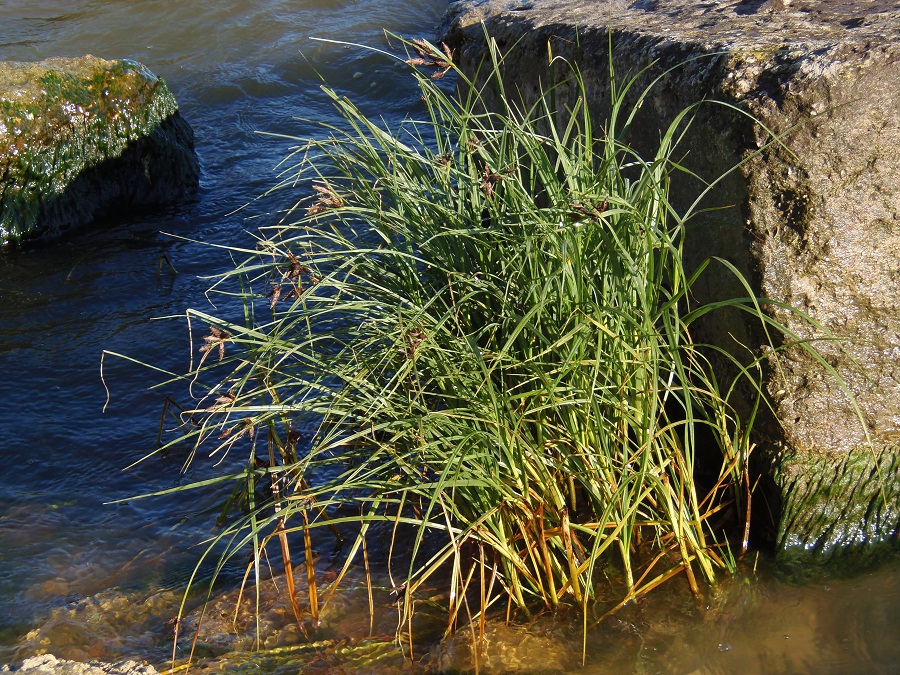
left=441, top=0, right=900, bottom=564
left=0, top=56, right=199, bottom=245
left=0, top=655, right=158, bottom=675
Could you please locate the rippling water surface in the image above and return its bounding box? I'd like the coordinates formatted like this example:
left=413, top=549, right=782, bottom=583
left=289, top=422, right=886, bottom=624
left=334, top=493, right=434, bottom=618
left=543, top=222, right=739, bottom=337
left=0, top=0, right=449, bottom=662
left=0, top=2, right=897, bottom=673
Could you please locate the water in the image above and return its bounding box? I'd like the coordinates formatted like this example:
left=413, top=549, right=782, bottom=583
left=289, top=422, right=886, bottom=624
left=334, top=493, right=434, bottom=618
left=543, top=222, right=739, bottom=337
left=0, top=2, right=897, bottom=673
left=0, top=0, right=449, bottom=664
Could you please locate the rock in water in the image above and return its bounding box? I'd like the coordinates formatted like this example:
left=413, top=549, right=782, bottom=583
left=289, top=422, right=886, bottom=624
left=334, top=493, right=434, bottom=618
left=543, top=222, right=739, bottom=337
left=441, top=0, right=899, bottom=567
left=0, top=56, right=199, bottom=245
left=0, top=655, right=158, bottom=675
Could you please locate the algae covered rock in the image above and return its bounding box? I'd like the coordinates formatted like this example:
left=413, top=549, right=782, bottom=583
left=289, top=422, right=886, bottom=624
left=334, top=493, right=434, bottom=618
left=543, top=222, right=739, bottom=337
left=0, top=56, right=199, bottom=245
left=441, top=0, right=900, bottom=564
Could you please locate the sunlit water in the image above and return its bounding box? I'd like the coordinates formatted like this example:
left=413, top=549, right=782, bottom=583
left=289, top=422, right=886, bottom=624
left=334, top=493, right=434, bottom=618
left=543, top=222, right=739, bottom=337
left=0, top=2, right=897, bottom=673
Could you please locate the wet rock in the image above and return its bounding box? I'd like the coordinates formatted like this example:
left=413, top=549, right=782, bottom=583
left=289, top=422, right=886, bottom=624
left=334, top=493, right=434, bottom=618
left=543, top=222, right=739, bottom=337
left=0, top=654, right=158, bottom=675
left=12, top=586, right=185, bottom=665
left=0, top=56, right=199, bottom=245
left=441, top=0, right=900, bottom=564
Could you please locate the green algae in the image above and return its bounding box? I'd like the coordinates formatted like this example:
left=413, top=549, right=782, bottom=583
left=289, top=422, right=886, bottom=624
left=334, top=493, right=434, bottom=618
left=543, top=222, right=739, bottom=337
left=0, top=56, right=181, bottom=243
left=776, top=443, right=900, bottom=573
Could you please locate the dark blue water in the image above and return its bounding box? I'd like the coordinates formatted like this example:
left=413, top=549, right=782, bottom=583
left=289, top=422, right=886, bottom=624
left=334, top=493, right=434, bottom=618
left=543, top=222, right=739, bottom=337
left=0, top=0, right=449, bottom=661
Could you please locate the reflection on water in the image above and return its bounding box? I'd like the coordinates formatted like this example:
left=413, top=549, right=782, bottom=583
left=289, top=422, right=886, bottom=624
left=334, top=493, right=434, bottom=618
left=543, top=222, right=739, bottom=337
left=0, top=1, right=898, bottom=673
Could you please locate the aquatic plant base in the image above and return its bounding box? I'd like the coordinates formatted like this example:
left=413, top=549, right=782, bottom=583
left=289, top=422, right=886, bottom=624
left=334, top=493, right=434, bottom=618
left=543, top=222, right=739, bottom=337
left=0, top=56, right=199, bottom=245
left=6, top=561, right=899, bottom=673
left=441, top=0, right=900, bottom=566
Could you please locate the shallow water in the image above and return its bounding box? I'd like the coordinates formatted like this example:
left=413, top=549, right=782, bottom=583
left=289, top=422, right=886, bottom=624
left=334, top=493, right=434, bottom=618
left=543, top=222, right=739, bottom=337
left=0, top=2, right=898, bottom=673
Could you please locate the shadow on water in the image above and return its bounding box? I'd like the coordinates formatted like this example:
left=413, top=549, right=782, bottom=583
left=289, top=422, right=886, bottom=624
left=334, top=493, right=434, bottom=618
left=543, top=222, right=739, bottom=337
left=0, top=1, right=899, bottom=673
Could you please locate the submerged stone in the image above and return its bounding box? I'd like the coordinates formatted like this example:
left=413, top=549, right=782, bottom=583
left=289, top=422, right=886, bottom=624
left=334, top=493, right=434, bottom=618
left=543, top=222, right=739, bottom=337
left=441, top=0, right=900, bottom=565
left=0, top=56, right=199, bottom=245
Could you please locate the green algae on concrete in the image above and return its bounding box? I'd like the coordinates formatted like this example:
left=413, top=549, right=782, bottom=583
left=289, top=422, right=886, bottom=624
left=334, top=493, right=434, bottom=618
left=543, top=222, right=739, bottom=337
left=0, top=56, right=199, bottom=244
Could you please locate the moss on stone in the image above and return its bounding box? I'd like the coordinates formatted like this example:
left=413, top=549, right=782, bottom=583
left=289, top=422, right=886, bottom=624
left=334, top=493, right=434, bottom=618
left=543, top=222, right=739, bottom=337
left=776, top=443, right=899, bottom=572
left=0, top=56, right=184, bottom=243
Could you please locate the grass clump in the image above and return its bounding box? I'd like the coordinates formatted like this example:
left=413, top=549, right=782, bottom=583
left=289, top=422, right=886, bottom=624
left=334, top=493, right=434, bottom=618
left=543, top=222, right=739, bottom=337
left=110, top=36, right=805, bottom=653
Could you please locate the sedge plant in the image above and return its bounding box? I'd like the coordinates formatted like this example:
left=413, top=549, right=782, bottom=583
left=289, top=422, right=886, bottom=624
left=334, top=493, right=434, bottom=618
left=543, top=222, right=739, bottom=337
left=104, top=35, right=832, bottom=659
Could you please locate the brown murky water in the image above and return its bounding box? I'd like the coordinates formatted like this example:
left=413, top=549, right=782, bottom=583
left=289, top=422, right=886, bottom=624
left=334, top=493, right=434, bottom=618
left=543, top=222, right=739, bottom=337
left=0, top=2, right=897, bottom=673
left=8, top=554, right=898, bottom=673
